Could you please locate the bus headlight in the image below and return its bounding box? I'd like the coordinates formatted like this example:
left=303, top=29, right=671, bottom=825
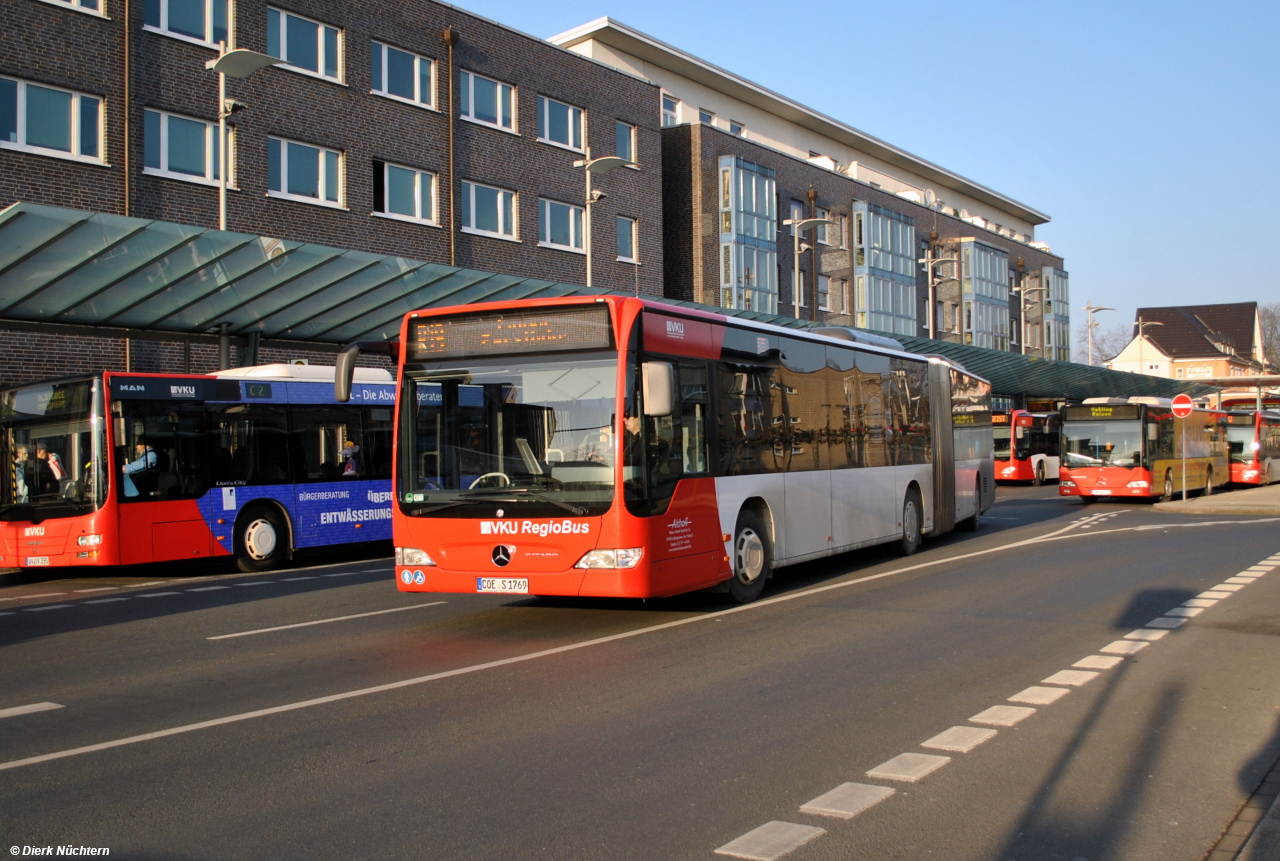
left=1244, top=470, right=1259, bottom=479
left=574, top=548, right=643, bottom=569
left=1126, top=480, right=1150, bottom=488
left=395, top=547, right=436, bottom=566
left=1060, top=480, right=1076, bottom=488
left=77, top=534, right=102, bottom=546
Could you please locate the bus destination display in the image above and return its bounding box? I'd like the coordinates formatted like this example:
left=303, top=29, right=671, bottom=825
left=1064, top=405, right=1140, bottom=421
left=409, top=307, right=612, bottom=360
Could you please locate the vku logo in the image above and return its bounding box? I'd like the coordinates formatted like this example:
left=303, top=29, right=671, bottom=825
left=24, top=526, right=45, bottom=537
left=480, top=521, right=519, bottom=536
left=665, top=320, right=685, bottom=339
left=170, top=385, right=197, bottom=397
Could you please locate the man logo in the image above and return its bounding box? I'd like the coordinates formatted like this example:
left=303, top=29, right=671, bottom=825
left=120, top=384, right=146, bottom=392
left=492, top=545, right=512, bottom=567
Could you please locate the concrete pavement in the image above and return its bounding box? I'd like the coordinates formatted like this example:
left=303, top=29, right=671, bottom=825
left=1153, top=482, right=1280, bottom=516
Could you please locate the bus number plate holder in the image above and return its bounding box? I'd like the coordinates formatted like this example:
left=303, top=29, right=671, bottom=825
left=1091, top=489, right=1112, bottom=496
left=476, top=577, right=528, bottom=594
left=25, top=556, right=49, bottom=566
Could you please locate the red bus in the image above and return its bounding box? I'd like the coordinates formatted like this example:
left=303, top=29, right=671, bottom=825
left=1059, top=398, right=1228, bottom=501
left=993, top=409, right=1061, bottom=485
left=0, top=364, right=394, bottom=571
left=337, top=296, right=994, bottom=604
left=1223, top=411, right=1280, bottom=486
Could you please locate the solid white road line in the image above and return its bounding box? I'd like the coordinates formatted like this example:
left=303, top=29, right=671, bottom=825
left=715, top=821, right=825, bottom=860
left=800, top=783, right=894, bottom=819
left=920, top=726, right=997, bottom=753
left=1009, top=686, right=1070, bottom=705
left=1042, top=670, right=1099, bottom=686
left=866, top=752, right=949, bottom=783
left=0, top=702, right=63, bottom=720
left=1074, top=655, right=1124, bottom=670
left=207, top=601, right=447, bottom=640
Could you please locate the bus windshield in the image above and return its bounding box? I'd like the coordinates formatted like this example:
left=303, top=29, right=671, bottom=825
left=400, top=353, right=618, bottom=518
left=1063, top=420, right=1143, bottom=468
left=992, top=426, right=1011, bottom=459
left=0, top=378, right=107, bottom=519
left=1226, top=425, right=1256, bottom=464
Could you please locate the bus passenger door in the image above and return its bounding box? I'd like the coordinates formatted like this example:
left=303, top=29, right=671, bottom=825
left=779, top=341, right=831, bottom=561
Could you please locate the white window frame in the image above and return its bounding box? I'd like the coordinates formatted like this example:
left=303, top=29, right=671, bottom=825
left=729, top=120, right=744, bottom=137
left=537, top=198, right=584, bottom=253
left=268, top=7, right=343, bottom=84
left=267, top=136, right=343, bottom=208
left=375, top=162, right=437, bottom=225
left=661, top=93, right=679, bottom=127
left=817, top=274, right=831, bottom=311
left=698, top=108, right=714, bottom=125
left=461, top=180, right=518, bottom=240
left=815, top=207, right=831, bottom=245
left=0, top=77, right=104, bottom=165
left=617, top=216, right=637, bottom=263
left=143, top=108, right=228, bottom=186
left=795, top=269, right=807, bottom=308
left=144, top=0, right=229, bottom=49
left=34, top=0, right=107, bottom=17
left=536, top=96, right=584, bottom=152
left=458, top=70, right=515, bottom=132
left=615, top=120, right=636, bottom=163
left=370, top=41, right=435, bottom=110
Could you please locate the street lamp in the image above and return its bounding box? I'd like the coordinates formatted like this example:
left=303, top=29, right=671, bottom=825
left=1135, top=317, right=1164, bottom=375
left=918, top=249, right=958, bottom=338
left=782, top=217, right=834, bottom=320
left=1015, top=283, right=1047, bottom=356
left=573, top=148, right=635, bottom=288
left=1080, top=301, right=1114, bottom=366
left=206, top=46, right=280, bottom=231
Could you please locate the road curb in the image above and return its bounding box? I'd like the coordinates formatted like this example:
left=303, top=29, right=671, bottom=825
left=1207, top=753, right=1280, bottom=860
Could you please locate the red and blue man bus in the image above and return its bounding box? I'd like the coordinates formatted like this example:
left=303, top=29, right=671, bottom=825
left=0, top=364, right=393, bottom=571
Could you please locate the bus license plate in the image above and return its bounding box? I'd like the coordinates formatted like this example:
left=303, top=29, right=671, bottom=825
left=25, top=556, right=49, bottom=566
left=477, top=577, right=528, bottom=594
left=1091, top=489, right=1112, bottom=496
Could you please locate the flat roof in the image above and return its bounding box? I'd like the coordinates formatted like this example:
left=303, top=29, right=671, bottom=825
left=550, top=17, right=1050, bottom=227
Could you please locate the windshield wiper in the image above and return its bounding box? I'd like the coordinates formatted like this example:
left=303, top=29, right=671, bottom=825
left=462, top=486, right=588, bottom=516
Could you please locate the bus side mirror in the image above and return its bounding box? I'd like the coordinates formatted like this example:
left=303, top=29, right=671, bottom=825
left=643, top=362, right=675, bottom=417
left=335, top=340, right=400, bottom=402
left=1147, top=424, right=1159, bottom=441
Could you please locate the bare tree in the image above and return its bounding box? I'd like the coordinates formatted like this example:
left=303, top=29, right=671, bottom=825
left=1075, top=322, right=1132, bottom=366
left=1260, top=302, right=1280, bottom=369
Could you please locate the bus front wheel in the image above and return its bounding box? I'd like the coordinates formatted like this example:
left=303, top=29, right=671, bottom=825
left=236, top=507, right=288, bottom=573
left=1033, top=462, right=1045, bottom=486
left=1203, top=469, right=1213, bottom=496
left=898, top=488, right=922, bottom=556
left=728, top=511, right=770, bottom=604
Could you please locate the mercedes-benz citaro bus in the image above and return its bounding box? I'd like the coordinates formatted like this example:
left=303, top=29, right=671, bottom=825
left=992, top=409, right=1061, bottom=485
left=0, top=364, right=394, bottom=571
left=1223, top=410, right=1280, bottom=486
left=1059, top=397, right=1227, bottom=501
left=336, top=296, right=995, bottom=604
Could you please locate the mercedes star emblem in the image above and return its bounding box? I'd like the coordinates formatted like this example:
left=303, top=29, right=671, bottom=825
left=492, top=545, right=512, bottom=567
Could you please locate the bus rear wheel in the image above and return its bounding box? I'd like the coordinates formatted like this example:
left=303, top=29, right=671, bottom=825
left=898, top=488, right=923, bottom=556
left=1203, top=469, right=1214, bottom=496
left=728, top=511, right=770, bottom=604
left=1160, top=471, right=1174, bottom=503
left=236, top=506, right=288, bottom=573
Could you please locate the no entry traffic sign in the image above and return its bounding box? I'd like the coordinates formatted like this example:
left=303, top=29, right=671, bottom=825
left=1171, top=393, right=1194, bottom=418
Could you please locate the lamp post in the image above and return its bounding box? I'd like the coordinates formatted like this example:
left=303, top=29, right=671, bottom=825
left=1135, top=317, right=1164, bottom=375
left=206, top=46, right=279, bottom=231
left=782, top=217, right=834, bottom=320
left=1080, top=301, right=1114, bottom=366
left=1015, top=283, right=1047, bottom=356
left=918, top=249, right=958, bottom=338
left=573, top=148, right=635, bottom=288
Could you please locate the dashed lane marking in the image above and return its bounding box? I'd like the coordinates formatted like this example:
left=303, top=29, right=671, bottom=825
left=1101, top=640, right=1149, bottom=655
left=970, top=705, right=1036, bottom=726
left=280, top=577, right=317, bottom=582
left=1184, top=599, right=1219, bottom=608
left=234, top=582, right=271, bottom=588
left=139, top=592, right=181, bottom=598
left=22, top=604, right=73, bottom=612
left=0, top=702, right=63, bottom=720
left=715, top=821, right=826, bottom=860
left=1226, top=577, right=1258, bottom=584
left=84, top=598, right=129, bottom=604
left=799, top=783, right=895, bottom=819
left=920, top=726, right=997, bottom=753
left=2, top=592, right=66, bottom=602
left=1212, top=583, right=1244, bottom=592
left=1145, top=617, right=1186, bottom=629
left=1075, top=655, right=1124, bottom=669
left=207, top=601, right=448, bottom=640
left=1042, top=670, right=1099, bottom=686
left=866, top=752, right=950, bottom=783
left=1165, top=607, right=1203, bottom=618
left=1009, top=686, right=1070, bottom=705
left=188, top=586, right=230, bottom=592
left=322, top=572, right=361, bottom=578
left=1124, top=629, right=1168, bottom=642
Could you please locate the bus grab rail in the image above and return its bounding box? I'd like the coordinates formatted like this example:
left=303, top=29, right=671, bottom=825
left=335, top=340, right=399, bottom=402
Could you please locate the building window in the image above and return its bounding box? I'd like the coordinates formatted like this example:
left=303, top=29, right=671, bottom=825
left=617, top=216, right=636, bottom=262
left=717, top=156, right=778, bottom=314
left=459, top=71, right=514, bottom=131
left=267, top=136, right=341, bottom=206
left=41, top=0, right=105, bottom=16
left=789, top=199, right=804, bottom=226
left=0, top=77, right=102, bottom=163
left=536, top=96, right=583, bottom=151
left=838, top=214, right=848, bottom=249
left=371, top=42, right=434, bottom=108
left=268, top=7, right=341, bottom=82
left=461, top=180, right=516, bottom=239
left=145, top=0, right=228, bottom=47
left=373, top=161, right=435, bottom=224
left=815, top=207, right=831, bottom=245
left=144, top=108, right=223, bottom=184
left=615, top=121, right=635, bottom=162
left=661, top=94, right=679, bottom=127
left=817, top=274, right=831, bottom=311
left=537, top=199, right=583, bottom=251
left=699, top=109, right=714, bottom=125
left=729, top=120, right=744, bottom=137
left=852, top=202, right=917, bottom=336
left=794, top=269, right=806, bottom=308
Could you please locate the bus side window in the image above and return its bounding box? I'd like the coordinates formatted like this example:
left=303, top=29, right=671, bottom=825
left=678, top=363, right=709, bottom=475
left=208, top=405, right=290, bottom=486
left=364, top=407, right=394, bottom=480
left=290, top=406, right=363, bottom=482
left=113, top=401, right=208, bottom=501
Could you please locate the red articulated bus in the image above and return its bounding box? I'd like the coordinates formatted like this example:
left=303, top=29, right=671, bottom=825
left=993, top=409, right=1061, bottom=485
left=338, top=296, right=995, bottom=604
left=1059, top=397, right=1228, bottom=501
left=1223, top=410, right=1280, bottom=486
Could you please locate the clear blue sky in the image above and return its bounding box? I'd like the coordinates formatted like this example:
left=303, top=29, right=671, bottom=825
left=456, top=0, right=1280, bottom=348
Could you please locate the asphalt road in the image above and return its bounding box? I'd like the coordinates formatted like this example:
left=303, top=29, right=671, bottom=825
left=1, top=485, right=1279, bottom=861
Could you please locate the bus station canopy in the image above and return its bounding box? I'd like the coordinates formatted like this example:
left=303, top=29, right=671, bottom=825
left=0, top=201, right=1214, bottom=402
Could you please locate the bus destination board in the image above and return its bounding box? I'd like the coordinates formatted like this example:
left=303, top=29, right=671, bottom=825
left=408, top=306, right=613, bottom=361
left=1064, top=405, right=1140, bottom=421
